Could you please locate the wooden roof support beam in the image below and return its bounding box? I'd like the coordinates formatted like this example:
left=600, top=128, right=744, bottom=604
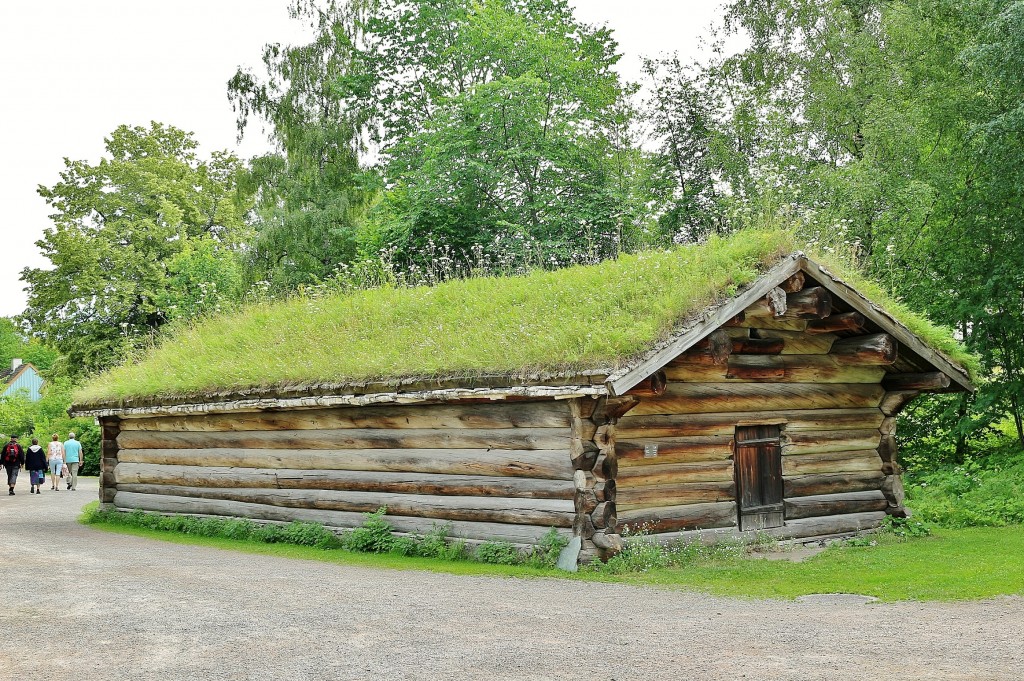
left=746, top=286, right=833, bottom=320
left=628, top=370, right=668, bottom=398
left=668, top=329, right=733, bottom=366
left=883, top=372, right=951, bottom=391
left=830, top=333, right=898, bottom=366
left=780, top=272, right=806, bottom=293
left=806, top=312, right=866, bottom=335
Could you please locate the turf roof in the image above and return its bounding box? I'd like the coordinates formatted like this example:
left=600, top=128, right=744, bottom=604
left=73, top=229, right=977, bottom=408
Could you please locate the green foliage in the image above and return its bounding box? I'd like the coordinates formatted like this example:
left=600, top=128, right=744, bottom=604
left=523, top=528, right=569, bottom=569
left=907, top=450, right=1024, bottom=528
left=228, top=0, right=376, bottom=290
left=363, top=0, right=644, bottom=266
left=340, top=507, right=398, bottom=553
left=0, top=318, right=58, bottom=372
left=474, top=541, right=521, bottom=566
left=84, top=508, right=342, bottom=548
left=86, top=503, right=562, bottom=569
left=592, top=534, right=748, bottom=576
left=22, top=122, right=253, bottom=376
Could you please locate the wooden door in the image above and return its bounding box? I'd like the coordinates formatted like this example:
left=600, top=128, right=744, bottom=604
left=734, top=425, right=784, bottom=531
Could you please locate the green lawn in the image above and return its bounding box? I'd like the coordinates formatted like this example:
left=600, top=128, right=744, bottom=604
left=611, top=527, right=1024, bottom=601
left=81, top=506, right=1024, bottom=602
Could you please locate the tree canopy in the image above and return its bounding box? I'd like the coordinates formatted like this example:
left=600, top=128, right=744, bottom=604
left=22, top=122, right=252, bottom=376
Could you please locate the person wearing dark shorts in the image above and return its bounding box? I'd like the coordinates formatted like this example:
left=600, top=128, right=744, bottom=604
left=1, top=435, right=25, bottom=495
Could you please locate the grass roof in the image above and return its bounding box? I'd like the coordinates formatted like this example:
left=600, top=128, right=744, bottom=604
left=73, top=229, right=977, bottom=408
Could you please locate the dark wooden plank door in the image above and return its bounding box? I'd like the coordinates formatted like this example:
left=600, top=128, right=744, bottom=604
left=735, top=425, right=784, bottom=531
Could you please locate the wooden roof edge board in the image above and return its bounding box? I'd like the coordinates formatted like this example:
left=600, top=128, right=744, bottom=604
left=799, top=258, right=975, bottom=393
left=606, top=254, right=806, bottom=396
left=69, top=384, right=610, bottom=420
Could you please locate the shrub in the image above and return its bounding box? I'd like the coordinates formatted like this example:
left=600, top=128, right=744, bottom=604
left=474, top=541, right=521, bottom=565
left=340, top=508, right=397, bottom=553
left=523, top=528, right=570, bottom=569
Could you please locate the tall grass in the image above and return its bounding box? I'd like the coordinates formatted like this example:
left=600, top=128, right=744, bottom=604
left=76, top=230, right=795, bottom=403
left=75, top=228, right=975, bottom=405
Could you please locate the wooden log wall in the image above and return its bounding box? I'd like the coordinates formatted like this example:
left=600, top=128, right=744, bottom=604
left=113, top=401, right=577, bottom=547
left=567, top=395, right=639, bottom=562
left=618, top=281, right=915, bottom=539
left=99, top=417, right=121, bottom=508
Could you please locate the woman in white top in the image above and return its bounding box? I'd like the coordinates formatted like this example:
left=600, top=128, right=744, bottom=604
left=47, top=434, right=64, bottom=491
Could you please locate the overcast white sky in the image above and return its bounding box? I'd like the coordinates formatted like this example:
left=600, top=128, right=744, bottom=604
left=0, top=0, right=726, bottom=318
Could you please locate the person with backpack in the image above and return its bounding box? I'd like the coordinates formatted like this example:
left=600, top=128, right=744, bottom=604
left=63, top=432, right=83, bottom=491
left=25, top=438, right=47, bottom=495
left=2, top=435, right=25, bottom=495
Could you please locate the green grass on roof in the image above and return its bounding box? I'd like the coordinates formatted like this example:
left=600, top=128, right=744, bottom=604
left=73, top=229, right=977, bottom=407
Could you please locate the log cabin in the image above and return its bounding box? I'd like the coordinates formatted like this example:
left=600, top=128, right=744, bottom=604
left=71, top=244, right=975, bottom=567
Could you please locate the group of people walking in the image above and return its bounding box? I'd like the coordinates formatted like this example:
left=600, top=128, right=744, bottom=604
left=0, top=433, right=83, bottom=495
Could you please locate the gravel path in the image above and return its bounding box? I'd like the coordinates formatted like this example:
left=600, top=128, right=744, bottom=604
left=0, top=478, right=1020, bottom=680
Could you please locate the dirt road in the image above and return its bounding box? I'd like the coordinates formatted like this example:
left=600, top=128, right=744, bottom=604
left=0, top=478, right=1020, bottom=680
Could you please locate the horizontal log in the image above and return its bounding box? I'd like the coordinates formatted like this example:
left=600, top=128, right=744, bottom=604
left=113, top=492, right=569, bottom=545
left=119, top=401, right=572, bottom=432
left=616, top=481, right=736, bottom=511
left=783, top=491, right=888, bottom=520
left=733, top=317, right=809, bottom=331
left=114, top=463, right=575, bottom=499
left=806, top=312, right=866, bottom=335
left=782, top=451, right=883, bottom=476
left=745, top=287, right=831, bottom=320
left=665, top=355, right=886, bottom=384
left=618, top=501, right=738, bottom=534
left=617, top=436, right=733, bottom=466
left=782, top=429, right=882, bottom=454
left=117, top=447, right=575, bottom=480
left=116, top=484, right=573, bottom=527
left=616, top=461, right=734, bottom=487
left=773, top=511, right=886, bottom=538
left=637, top=511, right=887, bottom=543
left=617, top=408, right=885, bottom=438
left=750, top=329, right=837, bottom=355
left=668, top=330, right=733, bottom=366
left=784, top=471, right=886, bottom=498
left=882, top=373, right=951, bottom=391
left=118, top=427, right=571, bottom=452
left=631, top=383, right=885, bottom=415
left=732, top=338, right=785, bottom=355
left=830, top=334, right=898, bottom=366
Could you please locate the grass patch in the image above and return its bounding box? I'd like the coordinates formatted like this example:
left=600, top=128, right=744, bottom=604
left=73, top=228, right=973, bottom=406
left=80, top=503, right=1023, bottom=602
left=611, top=527, right=1024, bottom=602
left=76, top=229, right=795, bottom=404
left=81, top=504, right=568, bottom=570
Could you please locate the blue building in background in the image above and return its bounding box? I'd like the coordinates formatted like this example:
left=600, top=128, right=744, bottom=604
left=1, top=359, right=44, bottom=402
